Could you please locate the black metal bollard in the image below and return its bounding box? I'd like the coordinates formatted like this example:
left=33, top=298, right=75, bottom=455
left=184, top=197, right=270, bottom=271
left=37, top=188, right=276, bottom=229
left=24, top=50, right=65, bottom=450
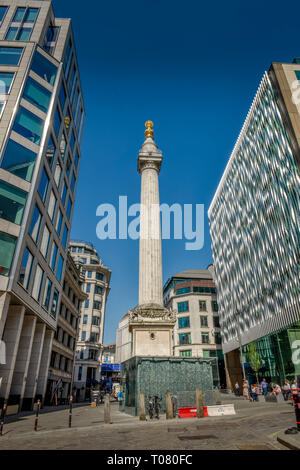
left=293, top=391, right=300, bottom=431
left=34, top=399, right=41, bottom=431
left=69, top=395, right=73, bottom=428
left=0, top=402, right=7, bottom=436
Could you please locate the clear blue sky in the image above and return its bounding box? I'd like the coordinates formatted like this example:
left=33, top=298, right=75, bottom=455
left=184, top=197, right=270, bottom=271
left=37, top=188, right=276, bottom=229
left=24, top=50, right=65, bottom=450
left=53, top=0, right=300, bottom=344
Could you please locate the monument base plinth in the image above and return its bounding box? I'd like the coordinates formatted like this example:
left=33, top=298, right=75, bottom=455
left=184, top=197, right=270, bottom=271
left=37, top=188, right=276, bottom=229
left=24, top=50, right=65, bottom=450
left=119, top=356, right=218, bottom=416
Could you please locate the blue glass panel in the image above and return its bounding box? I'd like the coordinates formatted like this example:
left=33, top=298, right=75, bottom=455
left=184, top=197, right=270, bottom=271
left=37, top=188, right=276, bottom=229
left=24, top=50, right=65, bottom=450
left=62, top=224, right=68, bottom=248
left=57, top=254, right=64, bottom=282
left=51, top=288, right=59, bottom=318
left=0, top=6, right=7, bottom=23
left=0, top=232, right=17, bottom=277
left=0, top=72, right=14, bottom=93
left=5, top=27, right=18, bottom=40
left=66, top=197, right=72, bottom=219
left=74, top=150, right=79, bottom=168
left=59, top=84, right=66, bottom=111
left=13, top=7, right=26, bottom=22
left=23, top=77, right=51, bottom=113
left=56, top=210, right=63, bottom=236
left=17, top=28, right=32, bottom=41
left=70, top=173, right=76, bottom=193
left=44, top=279, right=52, bottom=309
left=46, top=134, right=55, bottom=168
left=31, top=51, right=57, bottom=86
left=61, top=181, right=67, bottom=205
left=0, top=179, right=27, bottom=225
left=37, top=167, right=49, bottom=203
left=13, top=106, right=44, bottom=145
left=0, top=139, right=37, bottom=181
left=0, top=47, right=23, bottom=65
left=24, top=8, right=39, bottom=23
left=30, top=205, right=42, bottom=243
left=70, top=131, right=75, bottom=152
left=53, top=108, right=61, bottom=137
left=19, top=247, right=33, bottom=289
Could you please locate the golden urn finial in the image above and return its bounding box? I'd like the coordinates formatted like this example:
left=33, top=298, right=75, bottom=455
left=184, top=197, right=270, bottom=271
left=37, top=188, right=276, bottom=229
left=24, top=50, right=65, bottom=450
left=145, top=120, right=154, bottom=138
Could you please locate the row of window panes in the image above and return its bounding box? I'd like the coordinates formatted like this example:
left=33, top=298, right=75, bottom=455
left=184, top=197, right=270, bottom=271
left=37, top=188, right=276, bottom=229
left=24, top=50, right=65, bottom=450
left=177, top=301, right=218, bottom=313
left=81, top=270, right=104, bottom=281
left=5, top=7, right=39, bottom=41
left=18, top=247, right=59, bottom=318
left=84, top=299, right=102, bottom=310
left=177, top=286, right=217, bottom=295
left=83, top=315, right=101, bottom=326
left=178, top=315, right=220, bottom=329
left=81, top=331, right=99, bottom=343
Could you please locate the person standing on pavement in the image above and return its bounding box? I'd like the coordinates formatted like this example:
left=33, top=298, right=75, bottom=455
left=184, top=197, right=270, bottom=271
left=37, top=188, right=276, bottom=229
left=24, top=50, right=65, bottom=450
left=243, top=378, right=249, bottom=400
left=282, top=380, right=291, bottom=401
left=235, top=381, right=240, bottom=396
left=261, top=378, right=268, bottom=397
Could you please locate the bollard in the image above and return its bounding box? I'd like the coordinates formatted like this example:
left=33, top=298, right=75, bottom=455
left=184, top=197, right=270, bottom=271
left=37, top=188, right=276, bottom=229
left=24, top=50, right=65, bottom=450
left=139, top=392, right=146, bottom=421
left=104, top=394, right=110, bottom=424
left=34, top=399, right=41, bottom=431
left=165, top=389, right=173, bottom=420
left=69, top=395, right=73, bottom=428
left=0, top=402, right=7, bottom=436
left=196, top=389, right=204, bottom=418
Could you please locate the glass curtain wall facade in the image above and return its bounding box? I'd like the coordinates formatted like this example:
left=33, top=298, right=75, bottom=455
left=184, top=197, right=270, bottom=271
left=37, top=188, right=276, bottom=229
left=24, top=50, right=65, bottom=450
left=208, top=63, right=300, bottom=386
left=0, top=1, right=85, bottom=412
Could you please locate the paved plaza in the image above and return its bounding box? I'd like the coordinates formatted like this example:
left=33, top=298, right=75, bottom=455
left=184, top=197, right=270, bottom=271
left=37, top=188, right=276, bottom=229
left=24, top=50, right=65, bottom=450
left=0, top=396, right=298, bottom=450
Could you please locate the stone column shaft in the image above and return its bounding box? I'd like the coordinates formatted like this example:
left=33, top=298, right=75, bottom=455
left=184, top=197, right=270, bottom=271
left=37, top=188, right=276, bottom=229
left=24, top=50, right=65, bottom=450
left=23, top=323, right=46, bottom=408
left=36, top=329, right=54, bottom=403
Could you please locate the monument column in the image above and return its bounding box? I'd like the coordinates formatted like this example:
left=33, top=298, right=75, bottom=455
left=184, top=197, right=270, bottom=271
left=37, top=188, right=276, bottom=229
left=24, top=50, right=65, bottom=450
left=139, top=121, right=163, bottom=306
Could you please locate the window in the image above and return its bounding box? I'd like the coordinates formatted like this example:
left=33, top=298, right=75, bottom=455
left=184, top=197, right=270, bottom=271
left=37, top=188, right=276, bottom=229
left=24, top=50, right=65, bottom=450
left=43, top=26, right=60, bottom=55
left=90, top=333, right=99, bottom=343
left=66, top=197, right=72, bottom=219
left=53, top=107, right=61, bottom=137
left=17, top=28, right=32, bottom=41
left=50, top=242, right=58, bottom=271
left=213, top=316, right=220, bottom=328
left=32, top=264, right=44, bottom=301
left=47, top=191, right=56, bottom=221
left=93, top=301, right=101, bottom=310
left=180, top=350, right=192, bottom=357
left=178, top=317, right=190, bottom=329
left=61, top=181, right=67, bottom=205
left=88, top=349, right=98, bottom=360
left=22, top=77, right=51, bottom=113
left=81, top=257, right=87, bottom=264
left=62, top=224, right=68, bottom=249
left=203, top=350, right=217, bottom=359
left=31, top=51, right=57, bottom=86
left=177, top=287, right=191, bottom=295
left=0, top=72, right=14, bottom=93
left=74, top=150, right=79, bottom=169
left=13, top=106, right=44, bottom=145
left=0, top=47, right=23, bottom=65
left=46, top=135, right=55, bottom=168
left=57, top=255, right=64, bottom=282
left=96, top=272, right=103, bottom=281
left=87, top=271, right=92, bottom=279
left=30, top=205, right=42, bottom=243
left=18, top=247, right=33, bottom=288
left=54, top=162, right=61, bottom=188
left=178, top=301, right=189, bottom=313
left=51, top=288, right=59, bottom=318
left=78, top=366, right=82, bottom=381
left=85, top=299, right=89, bottom=308
left=179, top=333, right=191, bottom=345
left=43, top=278, right=52, bottom=310
left=202, top=333, right=210, bottom=344
left=59, top=84, right=66, bottom=111
left=199, top=300, right=207, bottom=312
left=212, top=301, right=219, bottom=312
left=92, top=316, right=100, bottom=326
left=94, top=285, right=103, bottom=295
left=214, top=332, right=222, bottom=345
left=83, top=315, right=88, bottom=325
left=59, top=133, right=67, bottom=159
left=70, top=172, right=76, bottom=193
left=5, top=27, right=18, bottom=40
left=200, top=316, right=208, bottom=327
left=0, top=179, right=27, bottom=225
left=0, top=139, right=37, bottom=182
left=55, top=209, right=63, bottom=236
left=70, top=131, right=75, bottom=152
left=40, top=225, right=50, bottom=259
left=0, top=232, right=16, bottom=277
left=81, top=331, right=86, bottom=341
left=37, top=167, right=49, bottom=203
left=86, top=283, right=91, bottom=293
left=0, top=6, right=8, bottom=23
left=24, top=8, right=39, bottom=23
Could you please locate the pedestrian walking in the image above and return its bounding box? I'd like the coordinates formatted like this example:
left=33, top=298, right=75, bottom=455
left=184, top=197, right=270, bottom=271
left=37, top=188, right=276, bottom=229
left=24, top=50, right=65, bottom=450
left=243, top=378, right=249, bottom=400
left=250, top=383, right=258, bottom=402
left=282, top=380, right=291, bottom=401
left=260, top=378, right=268, bottom=397
left=234, top=381, right=240, bottom=397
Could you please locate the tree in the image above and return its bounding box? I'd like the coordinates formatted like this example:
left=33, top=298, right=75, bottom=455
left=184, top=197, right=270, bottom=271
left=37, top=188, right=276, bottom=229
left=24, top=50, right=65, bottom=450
left=248, top=342, right=262, bottom=384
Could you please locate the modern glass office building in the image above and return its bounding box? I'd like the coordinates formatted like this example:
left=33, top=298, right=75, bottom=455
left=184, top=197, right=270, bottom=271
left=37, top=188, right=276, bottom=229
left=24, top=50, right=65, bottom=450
left=0, top=1, right=85, bottom=412
left=208, top=59, right=300, bottom=388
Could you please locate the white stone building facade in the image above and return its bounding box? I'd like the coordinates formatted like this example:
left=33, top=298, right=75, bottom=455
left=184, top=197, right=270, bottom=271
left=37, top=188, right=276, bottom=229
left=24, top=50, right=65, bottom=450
left=69, top=240, right=111, bottom=401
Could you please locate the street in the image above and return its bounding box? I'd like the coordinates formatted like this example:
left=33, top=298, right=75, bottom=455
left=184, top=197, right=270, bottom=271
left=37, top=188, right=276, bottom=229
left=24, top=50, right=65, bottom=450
left=0, top=396, right=297, bottom=450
